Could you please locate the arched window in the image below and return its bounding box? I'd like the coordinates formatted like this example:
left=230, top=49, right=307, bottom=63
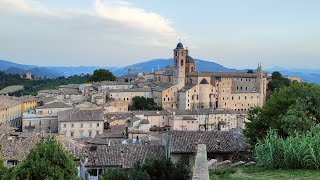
left=191, top=66, right=194, bottom=72
left=181, top=59, right=184, bottom=66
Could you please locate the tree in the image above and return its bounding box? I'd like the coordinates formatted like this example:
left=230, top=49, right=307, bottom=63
left=100, top=156, right=190, bottom=180
left=267, top=71, right=291, bottom=92
left=247, top=70, right=254, bottom=74
left=0, top=145, right=7, bottom=177
left=5, top=137, right=78, bottom=179
left=129, top=96, right=162, bottom=111
left=244, top=83, right=320, bottom=147
left=89, top=69, right=116, bottom=82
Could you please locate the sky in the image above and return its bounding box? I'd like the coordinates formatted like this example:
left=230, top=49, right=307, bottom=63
left=0, top=0, right=319, bottom=69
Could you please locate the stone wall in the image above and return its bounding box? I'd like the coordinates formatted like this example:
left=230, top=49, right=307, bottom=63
left=192, top=144, right=209, bottom=180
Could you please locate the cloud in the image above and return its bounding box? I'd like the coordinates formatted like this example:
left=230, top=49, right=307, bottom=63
left=0, top=0, right=184, bottom=66
left=0, top=0, right=59, bottom=17
left=94, top=0, right=176, bottom=36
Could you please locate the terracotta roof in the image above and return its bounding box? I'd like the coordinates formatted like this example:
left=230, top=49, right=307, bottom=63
left=37, top=102, right=72, bottom=109
left=0, top=96, right=21, bottom=110
left=58, top=108, right=104, bottom=122
left=169, top=131, right=247, bottom=154
left=82, top=144, right=165, bottom=168
left=0, top=135, right=39, bottom=161
left=188, top=72, right=257, bottom=78
left=179, top=84, right=197, bottom=92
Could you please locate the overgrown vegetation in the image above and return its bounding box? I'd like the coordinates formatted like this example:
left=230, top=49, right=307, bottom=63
left=244, top=82, right=320, bottom=147
left=100, top=156, right=190, bottom=180
left=129, top=96, right=162, bottom=111
left=0, top=71, right=91, bottom=96
left=267, top=71, right=291, bottom=92
left=89, top=68, right=116, bottom=82
left=209, top=166, right=320, bottom=180
left=255, top=127, right=320, bottom=169
left=3, top=137, right=78, bottom=180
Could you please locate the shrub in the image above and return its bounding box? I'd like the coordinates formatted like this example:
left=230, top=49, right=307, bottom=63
left=255, top=126, right=320, bottom=169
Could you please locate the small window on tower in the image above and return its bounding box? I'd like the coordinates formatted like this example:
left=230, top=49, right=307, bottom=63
left=181, top=59, right=184, bottom=66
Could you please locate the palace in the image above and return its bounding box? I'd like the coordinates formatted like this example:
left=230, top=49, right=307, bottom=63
left=152, top=41, right=267, bottom=111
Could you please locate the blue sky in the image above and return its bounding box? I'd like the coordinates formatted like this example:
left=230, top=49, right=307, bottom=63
left=0, top=0, right=319, bottom=69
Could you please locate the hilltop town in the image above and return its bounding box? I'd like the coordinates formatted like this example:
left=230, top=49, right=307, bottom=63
left=0, top=42, right=305, bottom=179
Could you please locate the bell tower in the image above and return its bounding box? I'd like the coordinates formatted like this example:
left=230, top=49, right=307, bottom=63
left=173, top=41, right=187, bottom=89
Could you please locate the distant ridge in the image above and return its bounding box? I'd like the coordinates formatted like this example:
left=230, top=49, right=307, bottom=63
left=112, top=58, right=241, bottom=76
left=0, top=59, right=319, bottom=84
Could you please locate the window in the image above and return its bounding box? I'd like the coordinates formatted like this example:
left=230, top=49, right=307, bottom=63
left=63, top=124, right=66, bottom=128
left=90, top=123, right=92, bottom=128
left=63, top=131, right=66, bottom=137
left=80, top=123, right=83, bottom=128
left=71, top=124, right=74, bottom=128
left=181, top=59, right=184, bottom=66
left=89, top=131, right=92, bottom=137
left=96, top=130, right=100, bottom=135
left=70, top=132, right=74, bottom=137
left=39, top=121, right=41, bottom=126
left=79, top=131, right=83, bottom=137
left=97, top=123, right=100, bottom=127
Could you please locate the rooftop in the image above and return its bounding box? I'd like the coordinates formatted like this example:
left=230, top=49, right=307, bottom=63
left=37, top=102, right=72, bottom=109
left=0, top=96, right=21, bottom=110
left=169, top=130, right=247, bottom=154
left=82, top=144, right=165, bottom=168
left=58, top=108, right=104, bottom=122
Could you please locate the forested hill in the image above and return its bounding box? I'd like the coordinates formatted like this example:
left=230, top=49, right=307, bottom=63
left=0, top=71, right=90, bottom=96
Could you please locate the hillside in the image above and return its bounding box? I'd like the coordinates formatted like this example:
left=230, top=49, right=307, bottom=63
left=112, top=58, right=239, bottom=76
left=1, top=59, right=319, bottom=84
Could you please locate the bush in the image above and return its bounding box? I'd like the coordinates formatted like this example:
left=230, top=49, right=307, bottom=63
left=255, top=126, right=320, bottom=169
left=100, top=156, right=190, bottom=180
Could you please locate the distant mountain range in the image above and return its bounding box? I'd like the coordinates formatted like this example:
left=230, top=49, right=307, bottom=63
left=0, top=59, right=319, bottom=84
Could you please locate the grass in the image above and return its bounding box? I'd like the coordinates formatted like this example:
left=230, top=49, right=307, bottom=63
left=0, top=85, right=24, bottom=94
left=209, top=166, right=320, bottom=180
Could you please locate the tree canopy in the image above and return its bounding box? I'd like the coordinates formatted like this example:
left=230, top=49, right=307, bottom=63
left=267, top=71, right=291, bottom=92
left=0, top=71, right=90, bottom=96
left=100, top=156, right=190, bottom=180
left=89, top=69, right=116, bottom=82
left=244, top=82, right=320, bottom=147
left=4, top=137, right=78, bottom=180
left=129, top=96, right=162, bottom=111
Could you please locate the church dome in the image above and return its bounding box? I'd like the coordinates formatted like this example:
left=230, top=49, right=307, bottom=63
left=186, top=55, right=194, bottom=63
left=176, top=42, right=184, bottom=49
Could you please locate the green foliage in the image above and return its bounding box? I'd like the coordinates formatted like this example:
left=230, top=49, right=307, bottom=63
left=209, top=167, right=237, bottom=179
left=267, top=71, right=291, bottom=92
left=100, top=156, right=190, bottom=180
left=255, top=127, right=320, bottom=169
left=129, top=96, right=162, bottom=111
left=4, top=137, right=78, bottom=180
left=244, top=82, right=320, bottom=147
left=247, top=70, right=254, bottom=74
left=89, top=69, right=116, bottom=82
left=0, top=71, right=90, bottom=96
left=0, top=145, right=7, bottom=177
left=209, top=166, right=320, bottom=180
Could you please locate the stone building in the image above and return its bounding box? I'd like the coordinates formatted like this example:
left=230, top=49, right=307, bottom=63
left=0, top=96, right=22, bottom=127
left=167, top=131, right=246, bottom=167
left=106, top=88, right=152, bottom=105
left=153, top=42, right=267, bottom=111
left=58, top=108, right=104, bottom=138
left=22, top=102, right=73, bottom=133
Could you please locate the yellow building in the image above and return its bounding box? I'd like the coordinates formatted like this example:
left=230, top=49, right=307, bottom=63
left=17, top=96, right=38, bottom=113
left=0, top=96, right=22, bottom=127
